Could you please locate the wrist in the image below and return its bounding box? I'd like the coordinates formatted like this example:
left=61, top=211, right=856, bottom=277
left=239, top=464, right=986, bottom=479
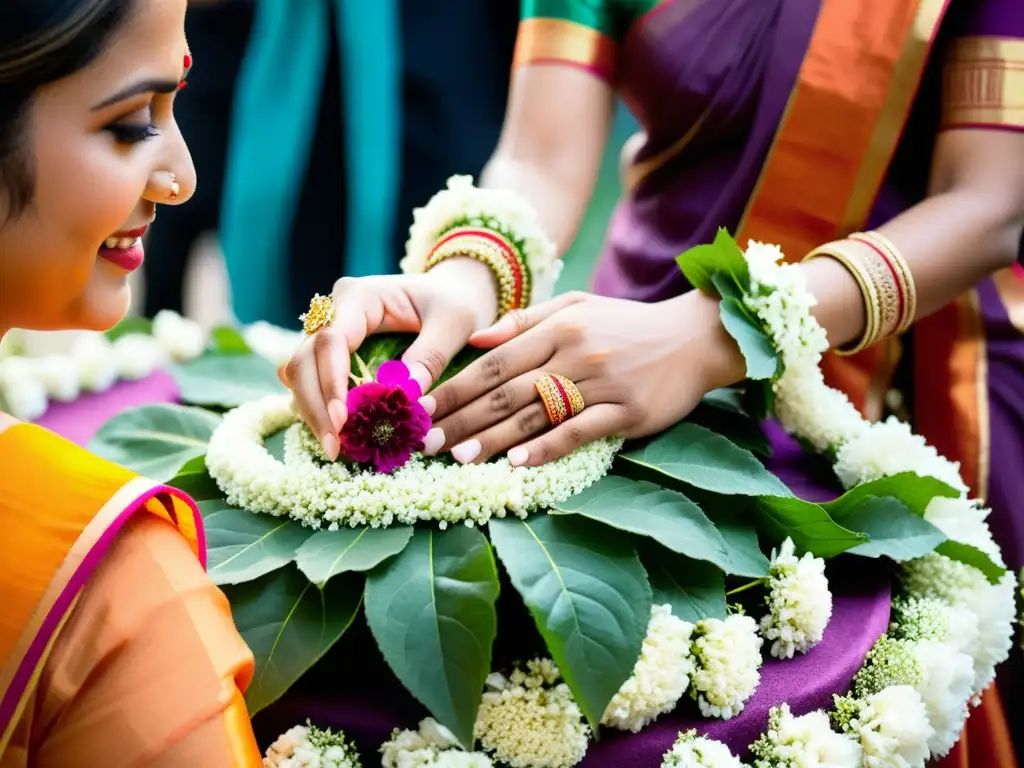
left=669, top=290, right=747, bottom=393
left=427, top=257, right=500, bottom=325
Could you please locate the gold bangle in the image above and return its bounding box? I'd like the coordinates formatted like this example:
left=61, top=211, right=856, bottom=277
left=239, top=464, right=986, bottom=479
left=804, top=240, right=883, bottom=355
left=849, top=231, right=917, bottom=334
left=425, top=227, right=529, bottom=319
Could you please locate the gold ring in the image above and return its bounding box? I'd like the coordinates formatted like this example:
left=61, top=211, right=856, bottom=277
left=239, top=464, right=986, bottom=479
left=300, top=293, right=334, bottom=335
left=534, top=373, right=585, bottom=427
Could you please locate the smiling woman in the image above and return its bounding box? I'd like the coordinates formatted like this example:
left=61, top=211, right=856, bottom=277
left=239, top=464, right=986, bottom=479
left=0, top=1, right=262, bottom=766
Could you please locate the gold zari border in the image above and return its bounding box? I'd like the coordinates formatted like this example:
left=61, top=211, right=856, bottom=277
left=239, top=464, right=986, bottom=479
left=942, top=36, right=1024, bottom=129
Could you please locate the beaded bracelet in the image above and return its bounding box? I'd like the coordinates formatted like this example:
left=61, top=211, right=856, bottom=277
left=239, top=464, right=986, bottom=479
left=803, top=232, right=917, bottom=355
left=425, top=226, right=531, bottom=319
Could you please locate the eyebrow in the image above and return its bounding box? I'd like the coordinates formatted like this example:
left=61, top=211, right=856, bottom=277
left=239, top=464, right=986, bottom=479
left=91, top=79, right=179, bottom=111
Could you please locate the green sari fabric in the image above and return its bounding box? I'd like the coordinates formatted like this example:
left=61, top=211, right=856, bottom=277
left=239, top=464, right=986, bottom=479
left=220, top=0, right=399, bottom=327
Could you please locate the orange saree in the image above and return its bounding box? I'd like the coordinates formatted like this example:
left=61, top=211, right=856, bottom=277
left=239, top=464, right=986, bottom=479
left=736, top=0, right=1022, bottom=765
left=0, top=423, right=262, bottom=767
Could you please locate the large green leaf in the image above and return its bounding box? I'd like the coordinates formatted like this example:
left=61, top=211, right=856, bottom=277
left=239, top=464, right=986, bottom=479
left=719, top=296, right=779, bottom=381
left=619, top=422, right=792, bottom=497
left=676, top=228, right=750, bottom=296
left=203, top=502, right=312, bottom=586
left=758, top=496, right=867, bottom=559
left=936, top=540, right=1006, bottom=584
left=829, top=495, right=946, bottom=561
left=688, top=400, right=771, bottom=457
left=488, top=515, right=651, bottom=730
left=224, top=567, right=363, bottom=714
left=364, top=527, right=499, bottom=748
left=105, top=316, right=153, bottom=341
left=699, top=503, right=772, bottom=578
left=823, top=473, right=960, bottom=518
left=169, top=353, right=286, bottom=408
left=549, top=475, right=731, bottom=572
left=88, top=403, right=221, bottom=481
left=167, top=455, right=222, bottom=501
left=296, top=526, right=414, bottom=585
left=641, top=545, right=727, bottom=622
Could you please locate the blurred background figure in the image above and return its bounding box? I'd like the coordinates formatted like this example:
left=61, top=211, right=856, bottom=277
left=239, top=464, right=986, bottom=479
left=142, top=0, right=253, bottom=318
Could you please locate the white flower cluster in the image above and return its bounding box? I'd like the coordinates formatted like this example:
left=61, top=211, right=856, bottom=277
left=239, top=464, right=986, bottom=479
left=205, top=395, right=620, bottom=529
left=690, top=614, right=764, bottom=720
left=0, top=311, right=205, bottom=420
left=401, top=175, right=562, bottom=305
left=834, top=686, right=933, bottom=768
left=264, top=723, right=362, bottom=768
left=380, top=718, right=492, bottom=767
left=759, top=538, right=832, bottom=659
left=750, top=704, right=861, bottom=767
left=602, top=604, right=695, bottom=732
left=661, top=730, right=745, bottom=768
left=474, top=659, right=590, bottom=768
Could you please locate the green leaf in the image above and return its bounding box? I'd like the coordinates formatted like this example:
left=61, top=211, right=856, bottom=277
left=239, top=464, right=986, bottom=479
left=488, top=515, right=651, bottom=730
left=296, top=526, right=415, bottom=585
left=354, top=332, right=485, bottom=387
left=203, top=502, right=312, bottom=586
left=719, top=297, right=779, bottom=381
left=170, top=353, right=286, bottom=408
left=548, top=475, right=731, bottom=572
left=757, top=496, right=867, bottom=559
left=209, top=326, right=252, bottom=355
left=935, top=540, right=1006, bottom=584
left=675, top=229, right=750, bottom=296
left=224, top=567, right=362, bottom=714
left=105, top=315, right=153, bottom=341
left=743, top=381, right=775, bottom=422
left=88, top=403, right=221, bottom=481
left=619, top=422, right=792, bottom=497
left=641, top=546, right=727, bottom=622
left=712, top=227, right=751, bottom=292
left=835, top=496, right=947, bottom=560
left=700, top=503, right=772, bottom=578
left=823, top=472, right=960, bottom=518
left=168, top=471, right=222, bottom=501
left=364, top=527, right=499, bottom=748
left=688, top=400, right=771, bottom=458
left=701, top=388, right=747, bottom=415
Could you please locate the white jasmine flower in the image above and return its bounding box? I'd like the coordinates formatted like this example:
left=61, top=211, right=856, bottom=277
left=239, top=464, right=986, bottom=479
left=243, top=321, right=304, bottom=367
left=0, top=357, right=47, bottom=420
left=71, top=334, right=118, bottom=393
left=902, top=555, right=1016, bottom=696
left=834, top=686, right=933, bottom=768
left=402, top=175, right=562, bottom=305
left=750, top=705, right=860, bottom=767
left=381, top=719, right=492, bottom=768
left=772, top=366, right=868, bottom=452
left=888, top=595, right=979, bottom=659
left=264, top=722, right=362, bottom=768
left=474, top=658, right=589, bottom=768
left=759, top=538, right=832, bottom=659
left=690, top=613, right=764, bottom=720
left=17, top=329, right=95, bottom=357
left=602, top=604, right=695, bottom=732
left=28, top=355, right=80, bottom=402
left=112, top=334, right=170, bottom=380
left=661, top=730, right=745, bottom=767
left=833, top=418, right=967, bottom=493
left=152, top=309, right=206, bottom=361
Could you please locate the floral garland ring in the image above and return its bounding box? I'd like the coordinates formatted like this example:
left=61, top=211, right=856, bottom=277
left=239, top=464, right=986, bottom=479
left=205, top=393, right=621, bottom=529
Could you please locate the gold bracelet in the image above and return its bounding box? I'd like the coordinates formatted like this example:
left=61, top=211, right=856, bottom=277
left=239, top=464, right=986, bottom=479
left=804, top=239, right=883, bottom=355
left=849, top=231, right=917, bottom=334
left=425, top=227, right=530, bottom=319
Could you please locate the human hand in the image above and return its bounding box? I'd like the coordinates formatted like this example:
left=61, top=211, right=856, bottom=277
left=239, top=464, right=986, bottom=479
left=422, top=290, right=746, bottom=467
left=283, top=258, right=498, bottom=460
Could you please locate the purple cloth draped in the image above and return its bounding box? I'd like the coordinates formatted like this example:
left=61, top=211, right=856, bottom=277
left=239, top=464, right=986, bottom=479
left=37, top=374, right=891, bottom=762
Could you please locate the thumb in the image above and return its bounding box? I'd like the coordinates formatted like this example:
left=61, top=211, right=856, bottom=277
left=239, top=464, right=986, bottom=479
left=401, top=309, right=477, bottom=393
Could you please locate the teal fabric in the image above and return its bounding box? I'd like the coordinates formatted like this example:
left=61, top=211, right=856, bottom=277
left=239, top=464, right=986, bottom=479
left=220, top=0, right=400, bottom=327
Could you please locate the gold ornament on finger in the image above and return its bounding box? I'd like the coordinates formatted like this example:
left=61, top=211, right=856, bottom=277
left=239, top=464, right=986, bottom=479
left=534, top=373, right=585, bottom=427
left=300, top=293, right=335, bottom=336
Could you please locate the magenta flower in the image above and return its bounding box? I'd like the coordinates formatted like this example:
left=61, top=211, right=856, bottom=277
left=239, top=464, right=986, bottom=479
left=339, top=361, right=432, bottom=474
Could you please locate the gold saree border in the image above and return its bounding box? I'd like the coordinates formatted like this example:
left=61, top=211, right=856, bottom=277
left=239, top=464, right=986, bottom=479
left=942, top=37, right=1024, bottom=131
left=513, top=18, right=618, bottom=82
left=0, top=476, right=156, bottom=754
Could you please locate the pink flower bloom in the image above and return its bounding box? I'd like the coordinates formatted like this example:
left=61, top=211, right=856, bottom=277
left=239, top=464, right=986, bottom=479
left=339, top=360, right=431, bottom=474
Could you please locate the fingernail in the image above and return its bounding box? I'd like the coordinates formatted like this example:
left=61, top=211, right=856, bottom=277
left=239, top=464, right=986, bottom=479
left=452, top=439, right=482, bottom=464
left=407, top=362, right=431, bottom=393
left=322, top=432, right=340, bottom=461
left=328, top=399, right=347, bottom=432
left=423, top=428, right=445, bottom=456
left=419, top=395, right=436, bottom=417
left=507, top=446, right=529, bottom=467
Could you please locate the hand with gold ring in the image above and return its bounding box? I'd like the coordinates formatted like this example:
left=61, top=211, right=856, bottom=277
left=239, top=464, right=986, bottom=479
left=423, top=290, right=747, bottom=467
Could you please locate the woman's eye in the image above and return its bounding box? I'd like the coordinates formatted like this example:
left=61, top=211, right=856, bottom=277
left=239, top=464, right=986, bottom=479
left=106, top=122, right=161, bottom=144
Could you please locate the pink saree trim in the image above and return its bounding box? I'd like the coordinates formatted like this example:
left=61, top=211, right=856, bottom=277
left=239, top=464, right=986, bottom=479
left=0, top=481, right=205, bottom=748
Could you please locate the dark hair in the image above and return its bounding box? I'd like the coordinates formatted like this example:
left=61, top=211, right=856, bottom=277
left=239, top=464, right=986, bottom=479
left=0, top=0, right=134, bottom=220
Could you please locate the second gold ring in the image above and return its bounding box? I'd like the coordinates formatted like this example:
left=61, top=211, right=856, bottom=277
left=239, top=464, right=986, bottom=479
left=534, top=373, right=585, bottom=427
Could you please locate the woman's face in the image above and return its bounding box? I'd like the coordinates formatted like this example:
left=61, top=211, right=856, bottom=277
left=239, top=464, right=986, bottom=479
left=0, top=0, right=195, bottom=332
